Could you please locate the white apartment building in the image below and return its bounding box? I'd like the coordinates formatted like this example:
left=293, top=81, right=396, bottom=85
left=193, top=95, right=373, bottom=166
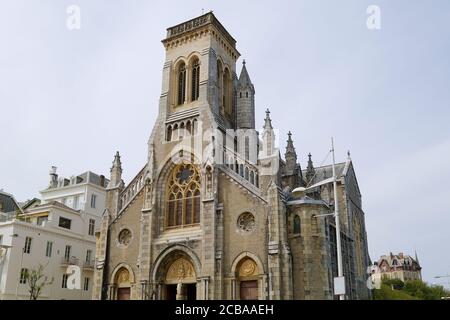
left=0, top=168, right=108, bottom=300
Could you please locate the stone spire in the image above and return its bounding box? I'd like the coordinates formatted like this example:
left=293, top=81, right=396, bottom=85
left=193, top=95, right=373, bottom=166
left=306, top=153, right=316, bottom=184
left=237, top=60, right=255, bottom=129
left=285, top=131, right=297, bottom=172
left=263, top=108, right=273, bottom=130
left=414, top=250, right=420, bottom=265
left=238, top=60, right=254, bottom=90
left=108, top=151, right=123, bottom=189
left=261, top=108, right=275, bottom=157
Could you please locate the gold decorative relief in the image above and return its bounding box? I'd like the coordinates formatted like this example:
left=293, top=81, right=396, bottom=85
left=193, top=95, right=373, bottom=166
left=165, top=258, right=196, bottom=283
left=238, top=258, right=258, bottom=277
left=116, top=268, right=130, bottom=284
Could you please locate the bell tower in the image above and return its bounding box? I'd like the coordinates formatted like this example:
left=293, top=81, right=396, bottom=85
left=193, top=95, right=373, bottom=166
left=160, top=12, right=240, bottom=130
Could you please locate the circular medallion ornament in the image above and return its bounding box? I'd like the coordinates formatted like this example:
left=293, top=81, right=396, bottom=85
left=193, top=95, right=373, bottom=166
left=118, top=229, right=132, bottom=246
left=237, top=212, right=255, bottom=233
left=240, top=259, right=256, bottom=276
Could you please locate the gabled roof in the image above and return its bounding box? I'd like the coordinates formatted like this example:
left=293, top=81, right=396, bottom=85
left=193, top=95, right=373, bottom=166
left=24, top=200, right=80, bottom=215
left=301, top=161, right=347, bottom=186
left=377, top=253, right=421, bottom=269
left=20, top=198, right=41, bottom=210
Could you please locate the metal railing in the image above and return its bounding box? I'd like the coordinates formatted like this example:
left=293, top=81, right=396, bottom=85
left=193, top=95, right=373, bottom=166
left=83, top=259, right=95, bottom=269
left=61, top=256, right=79, bottom=266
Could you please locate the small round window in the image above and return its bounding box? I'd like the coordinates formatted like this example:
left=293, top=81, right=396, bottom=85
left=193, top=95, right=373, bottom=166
left=118, top=229, right=132, bottom=246
left=237, top=212, right=255, bottom=233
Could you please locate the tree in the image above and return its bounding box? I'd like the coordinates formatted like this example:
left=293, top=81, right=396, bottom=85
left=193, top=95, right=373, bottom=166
left=24, top=264, right=54, bottom=300
left=373, top=283, right=417, bottom=300
left=403, top=280, right=449, bottom=300
left=374, top=278, right=450, bottom=300
left=383, top=278, right=405, bottom=290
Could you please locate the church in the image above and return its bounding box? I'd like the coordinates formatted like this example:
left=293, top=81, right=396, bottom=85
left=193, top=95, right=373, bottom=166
left=92, top=12, right=371, bottom=300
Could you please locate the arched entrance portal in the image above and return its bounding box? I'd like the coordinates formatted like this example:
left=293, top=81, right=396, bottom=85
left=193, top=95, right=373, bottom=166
left=164, top=257, right=197, bottom=300
left=152, top=245, right=202, bottom=300
left=116, top=268, right=131, bottom=300
left=237, top=258, right=259, bottom=300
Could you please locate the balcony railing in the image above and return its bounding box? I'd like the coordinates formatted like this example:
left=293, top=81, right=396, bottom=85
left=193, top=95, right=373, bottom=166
left=83, top=260, right=95, bottom=269
left=61, top=256, right=79, bottom=266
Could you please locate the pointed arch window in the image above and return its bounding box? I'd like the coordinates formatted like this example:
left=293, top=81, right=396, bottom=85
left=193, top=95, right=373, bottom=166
left=217, top=60, right=223, bottom=113
left=166, top=164, right=201, bottom=228
left=177, top=62, right=186, bottom=105
left=223, top=68, right=231, bottom=115
left=191, top=58, right=200, bottom=101
left=245, top=136, right=250, bottom=160
left=293, top=215, right=301, bottom=234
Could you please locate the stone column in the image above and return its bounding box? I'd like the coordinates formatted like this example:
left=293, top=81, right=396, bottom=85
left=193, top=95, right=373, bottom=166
left=215, top=204, right=224, bottom=298
left=157, top=283, right=163, bottom=300
left=108, top=284, right=117, bottom=300
left=230, top=278, right=236, bottom=300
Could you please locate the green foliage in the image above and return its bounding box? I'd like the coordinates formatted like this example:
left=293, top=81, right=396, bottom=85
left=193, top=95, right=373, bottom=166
left=383, top=278, right=405, bottom=290
left=24, top=264, right=54, bottom=300
left=373, top=278, right=450, bottom=300
left=403, top=280, right=449, bottom=300
left=373, top=284, right=417, bottom=300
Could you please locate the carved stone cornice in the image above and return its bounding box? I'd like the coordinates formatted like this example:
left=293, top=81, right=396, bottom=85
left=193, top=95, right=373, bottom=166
left=162, top=12, right=240, bottom=60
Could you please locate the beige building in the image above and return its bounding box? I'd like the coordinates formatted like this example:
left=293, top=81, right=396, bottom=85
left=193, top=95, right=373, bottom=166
left=373, top=252, right=422, bottom=283
left=93, top=12, right=371, bottom=300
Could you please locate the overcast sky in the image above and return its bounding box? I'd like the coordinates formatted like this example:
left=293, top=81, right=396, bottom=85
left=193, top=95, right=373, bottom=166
left=1, top=0, right=449, bottom=288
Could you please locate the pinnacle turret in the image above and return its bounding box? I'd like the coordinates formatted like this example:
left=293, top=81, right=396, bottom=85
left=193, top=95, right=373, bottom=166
left=238, top=60, right=254, bottom=90
left=108, top=151, right=123, bottom=188
left=264, top=108, right=273, bottom=130
left=285, top=131, right=297, bottom=172
left=237, top=60, right=256, bottom=129
left=306, top=153, right=316, bottom=184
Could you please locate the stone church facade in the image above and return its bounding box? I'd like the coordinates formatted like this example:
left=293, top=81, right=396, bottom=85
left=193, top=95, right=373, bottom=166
left=92, top=13, right=371, bottom=300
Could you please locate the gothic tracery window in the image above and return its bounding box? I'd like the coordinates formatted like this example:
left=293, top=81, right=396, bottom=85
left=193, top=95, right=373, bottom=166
left=166, top=164, right=201, bottom=228
left=177, top=62, right=186, bottom=105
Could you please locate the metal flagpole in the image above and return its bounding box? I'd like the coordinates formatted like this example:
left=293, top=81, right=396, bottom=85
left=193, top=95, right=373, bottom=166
left=332, top=137, right=345, bottom=300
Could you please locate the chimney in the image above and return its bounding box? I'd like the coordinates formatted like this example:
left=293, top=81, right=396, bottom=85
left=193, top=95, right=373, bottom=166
left=49, top=166, right=58, bottom=188
left=399, top=252, right=404, bottom=259
left=99, top=175, right=105, bottom=187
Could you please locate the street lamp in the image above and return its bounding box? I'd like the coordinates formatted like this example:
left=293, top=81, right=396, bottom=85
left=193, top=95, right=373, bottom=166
left=292, top=137, right=345, bottom=300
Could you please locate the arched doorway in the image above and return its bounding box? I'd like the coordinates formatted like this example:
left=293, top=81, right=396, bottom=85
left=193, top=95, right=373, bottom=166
left=152, top=245, right=202, bottom=300
left=116, top=267, right=131, bottom=300
left=164, top=257, right=197, bottom=300
left=237, top=258, right=259, bottom=300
